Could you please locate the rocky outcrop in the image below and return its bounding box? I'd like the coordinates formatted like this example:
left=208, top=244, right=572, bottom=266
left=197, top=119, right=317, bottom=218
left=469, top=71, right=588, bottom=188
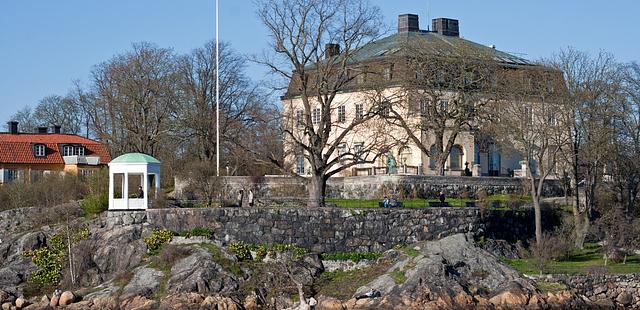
left=121, top=267, right=165, bottom=299
left=318, top=234, right=595, bottom=310
left=544, top=273, right=640, bottom=308
left=166, top=247, right=239, bottom=295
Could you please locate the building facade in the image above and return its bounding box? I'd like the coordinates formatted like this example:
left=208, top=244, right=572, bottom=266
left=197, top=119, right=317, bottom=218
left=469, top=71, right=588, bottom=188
left=0, top=121, right=111, bottom=183
left=282, top=14, right=562, bottom=178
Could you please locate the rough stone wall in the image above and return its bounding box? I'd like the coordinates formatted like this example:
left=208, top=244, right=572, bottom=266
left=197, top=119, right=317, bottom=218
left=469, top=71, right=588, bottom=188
left=105, top=207, right=481, bottom=252
left=174, top=175, right=563, bottom=200
left=548, top=274, right=640, bottom=308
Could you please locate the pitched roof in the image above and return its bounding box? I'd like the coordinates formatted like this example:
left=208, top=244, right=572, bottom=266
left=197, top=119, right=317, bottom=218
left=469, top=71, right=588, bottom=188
left=0, top=133, right=111, bottom=165
left=351, top=31, right=535, bottom=66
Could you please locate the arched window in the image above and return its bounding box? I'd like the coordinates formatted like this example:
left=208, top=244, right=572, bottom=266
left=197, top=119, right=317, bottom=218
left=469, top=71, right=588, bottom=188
left=450, top=145, right=464, bottom=170
left=429, top=145, right=438, bottom=169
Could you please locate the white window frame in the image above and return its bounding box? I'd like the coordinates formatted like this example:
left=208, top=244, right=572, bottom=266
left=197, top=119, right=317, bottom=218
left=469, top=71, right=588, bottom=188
left=34, top=144, right=45, bottom=157
left=63, top=145, right=75, bottom=156
left=76, top=146, right=85, bottom=156
left=337, top=105, right=346, bottom=123
left=296, top=109, right=304, bottom=127
left=295, top=154, right=305, bottom=175
left=355, top=103, right=364, bottom=120
left=312, top=108, right=321, bottom=125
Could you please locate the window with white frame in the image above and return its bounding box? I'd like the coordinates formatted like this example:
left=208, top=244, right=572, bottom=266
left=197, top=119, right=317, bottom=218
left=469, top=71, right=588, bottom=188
left=76, top=146, right=85, bottom=156
left=420, top=99, right=429, bottom=116
left=63, top=145, right=75, bottom=156
left=34, top=144, right=45, bottom=157
left=295, top=154, right=305, bottom=174
left=296, top=109, right=304, bottom=127
left=337, top=105, right=346, bottom=123
left=355, top=103, right=364, bottom=120
left=312, top=108, right=321, bottom=124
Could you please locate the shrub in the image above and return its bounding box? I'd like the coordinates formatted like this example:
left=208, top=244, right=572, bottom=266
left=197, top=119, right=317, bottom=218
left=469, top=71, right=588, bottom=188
left=228, top=241, right=252, bottom=261
left=81, top=193, right=108, bottom=216
left=178, top=227, right=213, bottom=239
left=154, top=245, right=192, bottom=268
left=321, top=252, right=382, bottom=263
left=144, top=230, right=176, bottom=253
left=0, top=174, right=87, bottom=211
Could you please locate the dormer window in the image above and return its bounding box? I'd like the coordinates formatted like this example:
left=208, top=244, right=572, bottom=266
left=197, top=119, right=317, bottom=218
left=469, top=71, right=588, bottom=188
left=76, top=146, right=85, bottom=156
left=34, top=144, right=46, bottom=157
left=63, top=145, right=75, bottom=156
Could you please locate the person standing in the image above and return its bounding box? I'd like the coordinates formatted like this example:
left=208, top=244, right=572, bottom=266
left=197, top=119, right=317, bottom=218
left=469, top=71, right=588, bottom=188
left=248, top=189, right=254, bottom=207
left=438, top=191, right=446, bottom=204
left=237, top=189, right=244, bottom=207
left=308, top=296, right=317, bottom=310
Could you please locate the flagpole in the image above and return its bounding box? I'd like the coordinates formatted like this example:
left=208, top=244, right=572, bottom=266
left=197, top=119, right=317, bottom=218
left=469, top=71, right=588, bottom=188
left=216, top=0, right=220, bottom=176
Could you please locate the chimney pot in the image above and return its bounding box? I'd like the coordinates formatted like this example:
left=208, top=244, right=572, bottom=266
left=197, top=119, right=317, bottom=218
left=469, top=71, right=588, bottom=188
left=325, top=43, right=340, bottom=59
left=398, top=14, right=420, bottom=33
left=37, top=126, right=48, bottom=134
left=52, top=125, right=61, bottom=134
left=432, top=18, right=460, bottom=37
left=7, top=121, right=18, bottom=134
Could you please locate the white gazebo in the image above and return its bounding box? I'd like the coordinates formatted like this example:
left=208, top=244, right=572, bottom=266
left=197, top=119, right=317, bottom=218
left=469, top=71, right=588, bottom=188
left=108, top=153, right=161, bottom=210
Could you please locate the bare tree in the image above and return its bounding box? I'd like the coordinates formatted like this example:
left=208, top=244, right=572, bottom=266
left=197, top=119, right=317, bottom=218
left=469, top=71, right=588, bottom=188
left=488, top=66, right=568, bottom=246
left=34, top=94, right=85, bottom=134
left=379, top=39, right=502, bottom=175
left=7, top=106, right=38, bottom=132
left=254, top=0, right=389, bottom=207
left=549, top=48, right=622, bottom=248
left=83, top=42, right=180, bottom=157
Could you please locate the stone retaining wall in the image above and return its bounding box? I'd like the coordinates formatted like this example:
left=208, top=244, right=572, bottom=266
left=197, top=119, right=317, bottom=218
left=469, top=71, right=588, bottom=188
left=174, top=175, right=563, bottom=200
left=546, top=274, right=640, bottom=308
left=105, top=207, right=481, bottom=252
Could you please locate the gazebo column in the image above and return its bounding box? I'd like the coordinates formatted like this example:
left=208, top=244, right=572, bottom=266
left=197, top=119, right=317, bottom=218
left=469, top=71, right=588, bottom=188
left=124, top=173, right=129, bottom=209
left=155, top=173, right=160, bottom=199
left=108, top=171, right=114, bottom=209
left=143, top=171, right=149, bottom=208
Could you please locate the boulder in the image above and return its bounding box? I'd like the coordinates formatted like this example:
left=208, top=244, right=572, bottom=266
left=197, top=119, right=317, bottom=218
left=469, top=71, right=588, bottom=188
left=200, top=296, right=241, bottom=310
left=1, top=303, right=10, bottom=310
left=14, top=297, right=27, bottom=309
left=616, top=291, right=633, bottom=306
left=58, top=291, right=75, bottom=306
left=316, top=296, right=344, bottom=310
left=121, top=267, right=165, bottom=299
left=120, top=296, right=156, bottom=310
left=0, top=291, right=9, bottom=304
left=166, top=247, right=239, bottom=295
left=290, top=254, right=324, bottom=286
left=489, top=281, right=530, bottom=306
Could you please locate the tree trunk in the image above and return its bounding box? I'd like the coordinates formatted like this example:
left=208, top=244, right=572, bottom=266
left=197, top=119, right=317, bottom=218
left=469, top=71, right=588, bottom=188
left=530, top=176, right=543, bottom=246
left=307, top=174, right=326, bottom=208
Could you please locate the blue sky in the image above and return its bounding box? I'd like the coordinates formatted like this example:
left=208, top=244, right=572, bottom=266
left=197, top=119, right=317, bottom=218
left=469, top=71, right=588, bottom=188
left=1, top=0, right=639, bottom=124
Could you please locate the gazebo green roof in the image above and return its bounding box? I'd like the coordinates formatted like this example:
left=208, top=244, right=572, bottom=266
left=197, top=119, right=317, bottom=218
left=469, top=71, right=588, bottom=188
left=110, top=153, right=160, bottom=164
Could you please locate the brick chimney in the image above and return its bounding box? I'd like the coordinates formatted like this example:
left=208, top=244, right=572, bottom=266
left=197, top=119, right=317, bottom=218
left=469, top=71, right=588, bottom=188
left=398, top=14, right=420, bottom=33
left=8, top=121, right=18, bottom=134
left=325, top=43, right=340, bottom=59
left=432, top=18, right=459, bottom=37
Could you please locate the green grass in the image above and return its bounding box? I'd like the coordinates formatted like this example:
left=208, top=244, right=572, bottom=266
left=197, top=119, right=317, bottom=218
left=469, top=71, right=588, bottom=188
left=325, top=195, right=533, bottom=209
left=390, top=268, right=407, bottom=284
left=314, top=261, right=392, bottom=300
left=535, top=280, right=568, bottom=293
left=325, top=198, right=475, bottom=208
left=200, top=243, right=244, bottom=276
left=394, top=245, right=421, bottom=257
left=504, top=243, right=640, bottom=275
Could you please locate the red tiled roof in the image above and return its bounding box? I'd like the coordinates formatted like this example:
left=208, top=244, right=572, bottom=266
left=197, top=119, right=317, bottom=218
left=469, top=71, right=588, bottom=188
left=0, top=133, right=111, bottom=165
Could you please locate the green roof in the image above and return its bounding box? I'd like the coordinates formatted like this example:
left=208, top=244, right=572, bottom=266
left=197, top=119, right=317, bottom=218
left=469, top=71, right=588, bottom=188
left=110, top=153, right=160, bottom=164
left=351, top=31, right=535, bottom=66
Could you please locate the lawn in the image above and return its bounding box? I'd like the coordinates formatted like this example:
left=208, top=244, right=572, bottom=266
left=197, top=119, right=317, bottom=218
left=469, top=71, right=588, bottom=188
left=325, top=194, right=528, bottom=209
left=503, top=243, right=640, bottom=275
